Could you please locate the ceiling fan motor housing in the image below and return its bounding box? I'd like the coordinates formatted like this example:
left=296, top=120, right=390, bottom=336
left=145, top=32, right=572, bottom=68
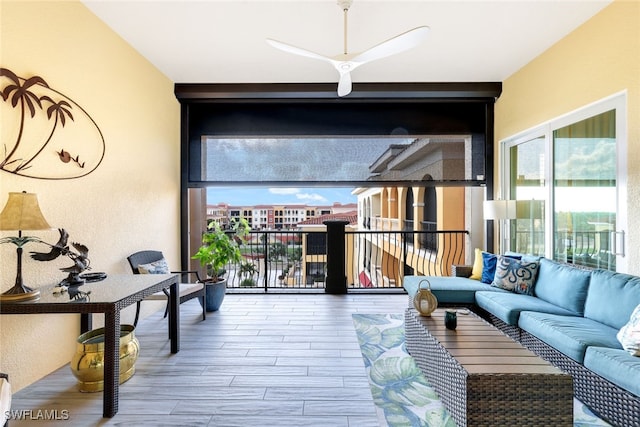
left=337, top=0, right=353, bottom=11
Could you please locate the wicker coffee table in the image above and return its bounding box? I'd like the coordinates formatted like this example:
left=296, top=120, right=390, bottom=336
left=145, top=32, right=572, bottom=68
left=405, top=308, right=573, bottom=427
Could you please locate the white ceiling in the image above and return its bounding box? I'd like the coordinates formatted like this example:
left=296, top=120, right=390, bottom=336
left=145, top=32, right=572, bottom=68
left=82, top=0, right=612, bottom=86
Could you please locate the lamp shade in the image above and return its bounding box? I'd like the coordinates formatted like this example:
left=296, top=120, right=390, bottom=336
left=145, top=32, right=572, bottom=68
left=0, top=192, right=51, bottom=231
left=516, top=200, right=544, bottom=220
left=483, top=200, right=516, bottom=220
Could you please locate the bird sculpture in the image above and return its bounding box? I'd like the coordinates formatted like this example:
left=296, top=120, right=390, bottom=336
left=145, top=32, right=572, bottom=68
left=30, top=228, right=91, bottom=286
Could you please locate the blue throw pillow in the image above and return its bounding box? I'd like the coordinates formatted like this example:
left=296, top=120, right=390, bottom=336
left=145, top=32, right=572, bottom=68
left=481, top=252, right=498, bottom=284
left=481, top=252, right=522, bottom=284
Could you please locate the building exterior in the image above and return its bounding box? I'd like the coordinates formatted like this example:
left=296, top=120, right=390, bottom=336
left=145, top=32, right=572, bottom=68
left=208, top=202, right=357, bottom=230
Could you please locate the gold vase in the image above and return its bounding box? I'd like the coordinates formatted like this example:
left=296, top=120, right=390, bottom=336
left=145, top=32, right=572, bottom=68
left=413, top=279, right=438, bottom=316
left=70, top=324, right=139, bottom=392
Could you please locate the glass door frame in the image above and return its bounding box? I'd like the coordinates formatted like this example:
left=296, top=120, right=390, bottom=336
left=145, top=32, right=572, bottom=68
left=500, top=91, right=627, bottom=272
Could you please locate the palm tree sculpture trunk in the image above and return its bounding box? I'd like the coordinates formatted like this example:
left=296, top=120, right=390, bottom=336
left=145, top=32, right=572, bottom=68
left=0, top=68, right=49, bottom=170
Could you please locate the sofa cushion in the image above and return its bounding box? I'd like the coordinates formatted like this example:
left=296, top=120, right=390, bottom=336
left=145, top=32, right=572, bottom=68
left=534, top=258, right=591, bottom=315
left=476, top=291, right=576, bottom=326
left=584, top=269, right=640, bottom=329
left=584, top=346, right=640, bottom=396
left=403, top=275, right=508, bottom=305
left=617, top=303, right=640, bottom=356
left=504, top=251, right=543, bottom=264
left=518, top=311, right=621, bottom=363
left=491, top=256, right=539, bottom=294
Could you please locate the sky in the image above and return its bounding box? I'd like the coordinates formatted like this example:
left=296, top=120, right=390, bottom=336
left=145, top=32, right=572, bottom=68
left=206, top=187, right=357, bottom=206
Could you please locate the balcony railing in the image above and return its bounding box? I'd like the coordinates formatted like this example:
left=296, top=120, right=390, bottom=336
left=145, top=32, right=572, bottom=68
left=513, top=229, right=617, bottom=270
left=216, top=229, right=469, bottom=292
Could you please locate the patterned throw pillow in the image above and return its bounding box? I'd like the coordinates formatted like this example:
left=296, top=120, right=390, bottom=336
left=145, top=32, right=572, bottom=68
left=491, top=256, right=539, bottom=294
left=617, top=304, right=640, bottom=356
left=481, top=252, right=522, bottom=284
left=137, top=258, right=170, bottom=274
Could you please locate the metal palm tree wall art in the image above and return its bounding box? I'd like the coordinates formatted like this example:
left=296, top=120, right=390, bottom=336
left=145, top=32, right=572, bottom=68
left=0, top=67, right=105, bottom=180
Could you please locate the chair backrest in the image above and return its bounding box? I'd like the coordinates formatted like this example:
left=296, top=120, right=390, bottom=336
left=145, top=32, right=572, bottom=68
left=127, top=250, right=165, bottom=274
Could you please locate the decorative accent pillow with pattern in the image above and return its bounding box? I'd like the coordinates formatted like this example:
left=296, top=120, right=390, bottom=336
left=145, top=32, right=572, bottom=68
left=491, top=256, right=539, bottom=294
left=137, top=258, right=170, bottom=274
left=481, top=252, right=522, bottom=284
left=617, top=304, right=640, bottom=356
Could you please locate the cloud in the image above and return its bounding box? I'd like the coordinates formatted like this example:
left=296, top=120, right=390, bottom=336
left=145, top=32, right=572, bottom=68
left=296, top=192, right=328, bottom=202
left=269, top=188, right=300, bottom=195
left=267, top=187, right=328, bottom=202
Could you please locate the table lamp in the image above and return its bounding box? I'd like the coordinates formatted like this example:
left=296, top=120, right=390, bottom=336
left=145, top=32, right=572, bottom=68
left=0, top=191, right=52, bottom=302
left=483, top=199, right=516, bottom=253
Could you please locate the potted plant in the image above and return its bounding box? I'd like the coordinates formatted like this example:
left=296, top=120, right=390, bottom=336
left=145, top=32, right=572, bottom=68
left=192, top=218, right=250, bottom=311
left=239, top=261, right=258, bottom=287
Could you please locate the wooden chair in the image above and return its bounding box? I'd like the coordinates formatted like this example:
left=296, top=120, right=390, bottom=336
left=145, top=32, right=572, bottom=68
left=127, top=250, right=206, bottom=327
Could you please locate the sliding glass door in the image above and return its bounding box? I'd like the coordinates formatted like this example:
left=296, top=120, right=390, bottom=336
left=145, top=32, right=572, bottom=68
left=553, top=110, right=617, bottom=269
left=503, top=93, right=627, bottom=272
left=509, top=136, right=546, bottom=257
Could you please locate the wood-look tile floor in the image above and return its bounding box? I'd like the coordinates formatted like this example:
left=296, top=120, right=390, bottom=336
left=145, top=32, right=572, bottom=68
left=10, top=293, right=409, bottom=426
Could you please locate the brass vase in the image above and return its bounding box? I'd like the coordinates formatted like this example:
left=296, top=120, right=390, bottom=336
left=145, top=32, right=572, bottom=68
left=70, top=324, right=139, bottom=392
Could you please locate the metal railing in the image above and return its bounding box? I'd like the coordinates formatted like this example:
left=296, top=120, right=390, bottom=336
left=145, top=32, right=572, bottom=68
left=220, top=229, right=469, bottom=292
left=513, top=229, right=616, bottom=270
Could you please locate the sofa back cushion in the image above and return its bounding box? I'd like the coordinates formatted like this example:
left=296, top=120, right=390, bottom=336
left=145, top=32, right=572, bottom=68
left=584, top=270, right=640, bottom=329
left=534, top=258, right=591, bottom=315
left=504, top=251, right=543, bottom=264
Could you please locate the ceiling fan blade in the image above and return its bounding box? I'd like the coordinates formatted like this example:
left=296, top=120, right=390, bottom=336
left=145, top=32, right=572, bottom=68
left=266, top=38, right=332, bottom=63
left=351, top=26, right=430, bottom=64
left=337, top=70, right=352, bottom=97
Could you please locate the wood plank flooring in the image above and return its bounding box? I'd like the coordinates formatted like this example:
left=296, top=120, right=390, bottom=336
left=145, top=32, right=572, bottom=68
left=10, top=293, right=409, bottom=426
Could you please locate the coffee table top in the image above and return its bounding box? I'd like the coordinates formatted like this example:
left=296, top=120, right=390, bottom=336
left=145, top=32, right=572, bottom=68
left=411, top=308, right=564, bottom=375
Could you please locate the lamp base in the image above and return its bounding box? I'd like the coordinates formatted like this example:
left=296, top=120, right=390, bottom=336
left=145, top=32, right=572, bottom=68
left=0, top=285, right=40, bottom=303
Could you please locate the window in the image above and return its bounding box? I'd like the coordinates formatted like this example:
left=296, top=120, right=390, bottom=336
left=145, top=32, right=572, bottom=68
left=502, top=93, right=627, bottom=272
left=175, top=83, right=502, bottom=267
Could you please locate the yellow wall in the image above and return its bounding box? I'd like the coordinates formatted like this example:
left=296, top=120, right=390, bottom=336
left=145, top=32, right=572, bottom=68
left=0, top=1, right=180, bottom=391
left=495, top=0, right=640, bottom=272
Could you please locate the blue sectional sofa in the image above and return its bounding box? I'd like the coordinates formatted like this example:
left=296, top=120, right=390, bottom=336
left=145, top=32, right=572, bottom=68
left=403, top=257, right=640, bottom=427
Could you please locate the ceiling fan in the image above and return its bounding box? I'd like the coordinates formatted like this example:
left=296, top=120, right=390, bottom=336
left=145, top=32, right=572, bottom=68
left=266, top=0, right=429, bottom=97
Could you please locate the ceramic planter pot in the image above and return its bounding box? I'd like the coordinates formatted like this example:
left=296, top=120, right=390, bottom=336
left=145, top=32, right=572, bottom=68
left=199, top=279, right=227, bottom=312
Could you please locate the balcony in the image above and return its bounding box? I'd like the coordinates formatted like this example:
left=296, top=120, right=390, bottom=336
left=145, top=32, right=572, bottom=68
left=216, top=228, right=469, bottom=292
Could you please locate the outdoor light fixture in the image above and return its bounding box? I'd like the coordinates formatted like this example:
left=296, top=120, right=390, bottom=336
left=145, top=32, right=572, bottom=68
left=0, top=191, right=52, bottom=302
left=483, top=199, right=516, bottom=253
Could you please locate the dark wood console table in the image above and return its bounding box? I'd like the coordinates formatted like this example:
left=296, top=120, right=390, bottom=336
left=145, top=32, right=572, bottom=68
left=0, top=273, right=179, bottom=418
